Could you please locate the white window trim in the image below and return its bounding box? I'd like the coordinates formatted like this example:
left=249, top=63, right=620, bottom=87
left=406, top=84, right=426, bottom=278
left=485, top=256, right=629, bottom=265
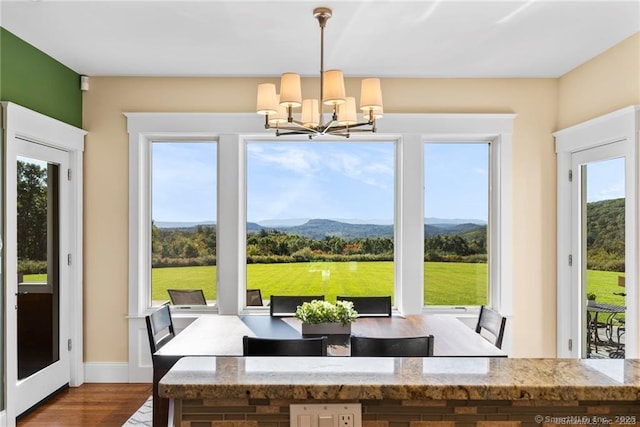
left=554, top=105, right=639, bottom=358
left=422, top=140, right=495, bottom=311
left=125, top=112, right=514, bottom=380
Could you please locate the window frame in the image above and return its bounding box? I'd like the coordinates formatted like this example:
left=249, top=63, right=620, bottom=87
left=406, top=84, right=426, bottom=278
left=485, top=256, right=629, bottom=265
left=149, top=140, right=219, bottom=308
left=126, top=112, right=513, bottom=331
left=241, top=138, right=399, bottom=312
left=422, top=140, right=492, bottom=309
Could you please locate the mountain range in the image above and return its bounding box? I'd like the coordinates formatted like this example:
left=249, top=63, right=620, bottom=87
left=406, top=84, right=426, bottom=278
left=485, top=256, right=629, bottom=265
left=251, top=219, right=484, bottom=240
left=156, top=217, right=485, bottom=228
left=156, top=218, right=486, bottom=240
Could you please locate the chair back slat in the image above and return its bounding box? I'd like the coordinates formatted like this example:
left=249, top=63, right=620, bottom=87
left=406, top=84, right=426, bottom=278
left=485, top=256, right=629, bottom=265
left=145, top=304, right=175, bottom=356
left=336, top=296, right=392, bottom=317
left=243, top=335, right=328, bottom=356
left=167, top=289, right=207, bottom=305
left=269, top=295, right=324, bottom=317
left=350, top=335, right=434, bottom=357
left=246, top=289, right=264, bottom=306
left=475, top=305, right=507, bottom=349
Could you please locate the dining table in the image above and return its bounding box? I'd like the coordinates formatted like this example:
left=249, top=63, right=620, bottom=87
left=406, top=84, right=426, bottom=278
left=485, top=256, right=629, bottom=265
left=151, top=313, right=506, bottom=426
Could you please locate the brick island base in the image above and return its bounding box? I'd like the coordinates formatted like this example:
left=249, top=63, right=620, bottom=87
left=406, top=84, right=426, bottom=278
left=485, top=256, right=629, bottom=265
left=160, top=357, right=640, bottom=427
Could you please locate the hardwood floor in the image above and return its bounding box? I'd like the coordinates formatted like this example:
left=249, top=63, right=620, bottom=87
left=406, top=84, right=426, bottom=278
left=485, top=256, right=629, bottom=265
left=17, top=383, right=152, bottom=427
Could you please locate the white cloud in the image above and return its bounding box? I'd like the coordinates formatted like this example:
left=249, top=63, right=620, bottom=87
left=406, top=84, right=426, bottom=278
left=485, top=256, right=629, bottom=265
left=473, top=167, right=488, bottom=175
left=588, top=181, right=625, bottom=203
left=324, top=148, right=393, bottom=189
left=249, top=145, right=321, bottom=175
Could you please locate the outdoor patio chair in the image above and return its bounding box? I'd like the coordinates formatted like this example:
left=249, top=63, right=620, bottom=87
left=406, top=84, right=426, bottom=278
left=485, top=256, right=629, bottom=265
left=167, top=289, right=207, bottom=305
left=246, top=289, right=264, bottom=306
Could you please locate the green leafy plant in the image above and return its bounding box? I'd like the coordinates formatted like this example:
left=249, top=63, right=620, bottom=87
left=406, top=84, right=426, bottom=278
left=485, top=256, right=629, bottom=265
left=295, top=300, right=358, bottom=326
left=587, top=292, right=597, bottom=301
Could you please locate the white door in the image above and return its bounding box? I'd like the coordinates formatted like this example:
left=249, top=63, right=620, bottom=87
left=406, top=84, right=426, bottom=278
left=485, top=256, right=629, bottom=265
left=571, top=141, right=629, bottom=359
left=6, top=138, right=71, bottom=417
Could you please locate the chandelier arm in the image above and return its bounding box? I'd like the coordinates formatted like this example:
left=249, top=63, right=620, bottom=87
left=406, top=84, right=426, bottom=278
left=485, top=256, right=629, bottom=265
left=336, top=127, right=376, bottom=133
left=277, top=130, right=321, bottom=136
left=322, top=120, right=374, bottom=133
left=319, top=118, right=338, bottom=135
left=267, top=118, right=313, bottom=131
left=268, top=125, right=312, bottom=132
left=325, top=131, right=351, bottom=138
left=338, top=120, right=376, bottom=130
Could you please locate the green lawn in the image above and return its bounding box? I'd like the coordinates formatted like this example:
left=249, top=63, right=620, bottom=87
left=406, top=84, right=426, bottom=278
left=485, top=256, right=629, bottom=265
left=25, top=262, right=625, bottom=308
left=150, top=261, right=487, bottom=305
left=20, top=273, right=47, bottom=283
left=586, top=270, right=626, bottom=306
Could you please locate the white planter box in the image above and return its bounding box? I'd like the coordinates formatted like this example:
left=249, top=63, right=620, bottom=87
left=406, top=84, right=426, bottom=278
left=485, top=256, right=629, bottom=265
left=302, top=322, right=351, bottom=336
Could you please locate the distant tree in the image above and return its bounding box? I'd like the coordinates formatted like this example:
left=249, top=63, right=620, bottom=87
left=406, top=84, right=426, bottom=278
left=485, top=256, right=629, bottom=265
left=182, top=242, right=199, bottom=258
left=17, top=160, right=48, bottom=261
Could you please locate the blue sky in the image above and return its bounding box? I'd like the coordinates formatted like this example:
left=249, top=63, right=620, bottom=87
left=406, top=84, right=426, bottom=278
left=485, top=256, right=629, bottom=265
left=246, top=142, right=394, bottom=223
left=152, top=142, right=217, bottom=223
left=424, top=143, right=488, bottom=222
left=151, top=142, right=626, bottom=224
left=585, top=157, right=625, bottom=203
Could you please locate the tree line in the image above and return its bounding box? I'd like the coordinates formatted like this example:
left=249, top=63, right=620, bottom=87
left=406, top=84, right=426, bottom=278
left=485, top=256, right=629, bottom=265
left=151, top=224, right=488, bottom=268
left=17, top=161, right=49, bottom=274
left=586, top=198, right=624, bottom=272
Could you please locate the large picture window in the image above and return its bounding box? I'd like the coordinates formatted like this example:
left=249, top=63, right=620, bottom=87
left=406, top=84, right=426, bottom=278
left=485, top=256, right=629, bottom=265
left=424, top=142, right=489, bottom=306
left=151, top=141, right=217, bottom=306
left=245, top=141, right=395, bottom=306
left=128, top=113, right=514, bottom=377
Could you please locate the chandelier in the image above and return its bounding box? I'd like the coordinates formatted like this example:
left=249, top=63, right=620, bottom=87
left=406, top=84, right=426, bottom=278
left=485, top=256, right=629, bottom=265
left=256, top=7, right=383, bottom=138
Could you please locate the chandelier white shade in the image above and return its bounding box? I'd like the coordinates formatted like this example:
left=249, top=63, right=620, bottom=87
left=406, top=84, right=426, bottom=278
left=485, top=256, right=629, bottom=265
left=256, top=7, right=383, bottom=138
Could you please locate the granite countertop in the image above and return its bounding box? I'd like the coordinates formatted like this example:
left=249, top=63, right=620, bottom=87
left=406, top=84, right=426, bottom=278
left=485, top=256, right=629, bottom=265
left=159, top=356, right=640, bottom=401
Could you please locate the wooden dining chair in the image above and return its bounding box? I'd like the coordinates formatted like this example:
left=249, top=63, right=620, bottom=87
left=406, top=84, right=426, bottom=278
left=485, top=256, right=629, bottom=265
left=336, top=296, right=392, bottom=317
left=167, top=289, right=207, bottom=305
left=145, top=304, right=175, bottom=356
left=269, top=295, right=324, bottom=317
left=475, top=305, right=507, bottom=349
left=246, top=289, right=264, bottom=306
left=350, top=335, right=434, bottom=357
left=242, top=335, right=328, bottom=356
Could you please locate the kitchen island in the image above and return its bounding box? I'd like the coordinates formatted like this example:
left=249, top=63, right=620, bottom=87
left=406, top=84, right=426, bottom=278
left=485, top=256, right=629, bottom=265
left=159, top=357, right=639, bottom=426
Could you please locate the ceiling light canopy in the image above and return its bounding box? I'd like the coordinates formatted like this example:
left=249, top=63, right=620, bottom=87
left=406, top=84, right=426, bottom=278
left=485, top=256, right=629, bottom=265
left=256, top=7, right=383, bottom=139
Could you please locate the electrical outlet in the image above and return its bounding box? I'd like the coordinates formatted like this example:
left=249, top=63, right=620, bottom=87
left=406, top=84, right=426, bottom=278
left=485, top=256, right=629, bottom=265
left=291, top=403, right=361, bottom=427
left=339, top=414, right=354, bottom=427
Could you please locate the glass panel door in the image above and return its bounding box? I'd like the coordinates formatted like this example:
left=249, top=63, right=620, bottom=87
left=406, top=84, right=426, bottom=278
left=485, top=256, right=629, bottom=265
left=573, top=143, right=626, bottom=359
left=7, top=139, right=70, bottom=417
left=17, top=156, right=60, bottom=379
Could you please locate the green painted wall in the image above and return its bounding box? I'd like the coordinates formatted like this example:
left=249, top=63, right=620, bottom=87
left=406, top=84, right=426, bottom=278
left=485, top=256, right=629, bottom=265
left=0, top=27, right=82, bottom=128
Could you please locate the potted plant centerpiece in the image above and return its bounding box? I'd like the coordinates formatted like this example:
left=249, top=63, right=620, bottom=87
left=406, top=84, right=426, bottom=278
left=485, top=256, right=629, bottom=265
left=587, top=292, right=597, bottom=307
left=295, top=299, right=358, bottom=336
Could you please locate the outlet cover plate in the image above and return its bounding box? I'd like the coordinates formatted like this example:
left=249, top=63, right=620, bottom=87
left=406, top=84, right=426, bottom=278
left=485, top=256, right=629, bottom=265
left=290, top=403, right=362, bottom=427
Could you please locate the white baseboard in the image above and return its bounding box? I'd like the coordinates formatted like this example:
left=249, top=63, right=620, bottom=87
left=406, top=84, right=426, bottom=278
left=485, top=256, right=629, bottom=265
left=84, top=362, right=131, bottom=383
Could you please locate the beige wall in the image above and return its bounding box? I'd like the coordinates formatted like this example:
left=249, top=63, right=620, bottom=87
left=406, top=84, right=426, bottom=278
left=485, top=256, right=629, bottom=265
left=558, top=32, right=640, bottom=129
left=83, top=77, right=558, bottom=362
left=81, top=33, right=639, bottom=363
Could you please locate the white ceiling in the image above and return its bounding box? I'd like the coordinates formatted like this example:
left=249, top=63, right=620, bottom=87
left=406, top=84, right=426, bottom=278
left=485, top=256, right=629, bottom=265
left=1, top=0, right=639, bottom=78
